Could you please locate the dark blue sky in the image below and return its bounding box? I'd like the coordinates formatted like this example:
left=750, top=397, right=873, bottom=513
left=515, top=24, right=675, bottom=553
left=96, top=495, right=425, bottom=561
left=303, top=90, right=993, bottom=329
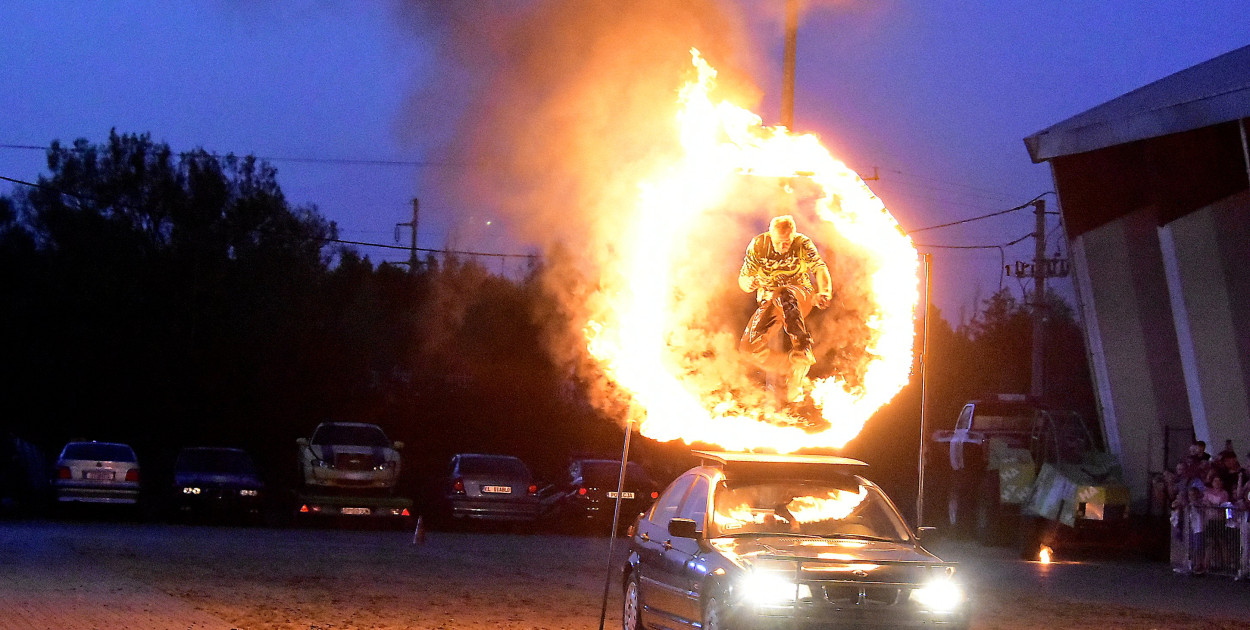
left=2, top=1, right=1246, bottom=321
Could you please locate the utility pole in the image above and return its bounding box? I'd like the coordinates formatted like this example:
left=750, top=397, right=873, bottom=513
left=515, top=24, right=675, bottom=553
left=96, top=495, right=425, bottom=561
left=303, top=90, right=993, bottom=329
left=1030, top=199, right=1046, bottom=399
left=395, top=198, right=419, bottom=272
left=781, top=0, right=798, bottom=129
left=1006, top=198, right=1069, bottom=400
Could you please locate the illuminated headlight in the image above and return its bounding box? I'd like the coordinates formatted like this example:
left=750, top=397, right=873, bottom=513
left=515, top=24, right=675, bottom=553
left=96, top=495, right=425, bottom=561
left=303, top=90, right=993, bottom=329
left=743, top=572, right=812, bottom=605
left=182, top=487, right=201, bottom=495
left=239, top=489, right=259, bottom=497
left=373, top=461, right=396, bottom=471
left=911, top=580, right=965, bottom=613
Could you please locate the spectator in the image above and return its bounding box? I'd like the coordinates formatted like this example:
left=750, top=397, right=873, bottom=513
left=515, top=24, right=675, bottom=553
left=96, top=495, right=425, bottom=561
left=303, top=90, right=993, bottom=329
left=1217, top=451, right=1248, bottom=497
left=1202, top=475, right=1230, bottom=506
left=1187, top=440, right=1212, bottom=465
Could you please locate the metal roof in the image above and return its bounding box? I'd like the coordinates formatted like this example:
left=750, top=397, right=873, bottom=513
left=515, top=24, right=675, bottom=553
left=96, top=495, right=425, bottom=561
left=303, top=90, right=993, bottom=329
left=1025, top=44, right=1250, bottom=163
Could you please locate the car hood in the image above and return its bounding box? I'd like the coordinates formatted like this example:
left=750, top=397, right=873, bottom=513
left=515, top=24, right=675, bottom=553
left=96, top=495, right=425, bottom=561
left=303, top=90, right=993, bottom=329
left=710, top=536, right=940, bottom=573
left=175, top=472, right=262, bottom=488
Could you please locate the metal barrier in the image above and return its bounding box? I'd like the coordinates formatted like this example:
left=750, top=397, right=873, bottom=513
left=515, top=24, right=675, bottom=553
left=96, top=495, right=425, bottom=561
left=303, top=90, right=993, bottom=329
left=1170, top=504, right=1249, bottom=579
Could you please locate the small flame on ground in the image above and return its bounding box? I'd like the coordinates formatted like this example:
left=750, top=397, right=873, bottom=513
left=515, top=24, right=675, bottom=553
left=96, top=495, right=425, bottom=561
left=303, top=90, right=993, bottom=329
left=1038, top=545, right=1053, bottom=564
left=584, top=50, right=918, bottom=452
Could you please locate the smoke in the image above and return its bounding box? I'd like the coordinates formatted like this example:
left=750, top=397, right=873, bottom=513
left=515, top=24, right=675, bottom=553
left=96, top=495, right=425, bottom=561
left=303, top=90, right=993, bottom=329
left=395, top=0, right=898, bottom=437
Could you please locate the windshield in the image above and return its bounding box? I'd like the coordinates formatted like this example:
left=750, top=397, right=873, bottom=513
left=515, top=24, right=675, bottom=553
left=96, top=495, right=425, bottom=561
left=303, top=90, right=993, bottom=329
left=580, top=461, right=651, bottom=486
left=461, top=455, right=530, bottom=478
left=61, top=442, right=136, bottom=462
left=972, top=402, right=1035, bottom=432
left=311, top=424, right=390, bottom=447
left=175, top=449, right=257, bottom=475
left=709, top=480, right=912, bottom=542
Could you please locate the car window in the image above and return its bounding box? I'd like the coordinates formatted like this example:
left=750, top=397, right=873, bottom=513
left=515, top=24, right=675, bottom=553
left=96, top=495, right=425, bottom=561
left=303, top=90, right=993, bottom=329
left=175, top=449, right=257, bottom=475
left=710, top=480, right=912, bottom=542
left=648, top=474, right=694, bottom=525
left=61, top=443, right=136, bottom=462
left=311, top=424, right=390, bottom=447
left=579, top=461, right=651, bottom=486
left=955, top=405, right=973, bottom=431
left=678, top=477, right=710, bottom=529
left=460, top=455, right=530, bottom=478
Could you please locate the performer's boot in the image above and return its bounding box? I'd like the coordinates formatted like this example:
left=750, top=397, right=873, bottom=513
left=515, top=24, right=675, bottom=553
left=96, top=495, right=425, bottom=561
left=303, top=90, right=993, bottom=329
left=786, top=347, right=816, bottom=403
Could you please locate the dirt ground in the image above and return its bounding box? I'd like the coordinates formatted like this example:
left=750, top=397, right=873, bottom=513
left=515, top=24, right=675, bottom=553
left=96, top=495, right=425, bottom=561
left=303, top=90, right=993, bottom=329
left=3, top=519, right=1248, bottom=629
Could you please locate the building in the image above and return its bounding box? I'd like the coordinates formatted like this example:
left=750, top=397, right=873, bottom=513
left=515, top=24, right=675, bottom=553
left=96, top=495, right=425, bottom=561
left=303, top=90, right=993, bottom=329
left=1024, top=44, right=1250, bottom=508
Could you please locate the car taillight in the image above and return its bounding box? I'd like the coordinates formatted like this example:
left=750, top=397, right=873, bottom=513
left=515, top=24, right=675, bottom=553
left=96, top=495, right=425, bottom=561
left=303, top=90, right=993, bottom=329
left=452, top=478, right=465, bottom=494
left=57, top=466, right=71, bottom=479
left=528, top=484, right=538, bottom=495
left=125, top=469, right=140, bottom=482
left=577, top=487, right=588, bottom=496
left=650, top=491, right=659, bottom=499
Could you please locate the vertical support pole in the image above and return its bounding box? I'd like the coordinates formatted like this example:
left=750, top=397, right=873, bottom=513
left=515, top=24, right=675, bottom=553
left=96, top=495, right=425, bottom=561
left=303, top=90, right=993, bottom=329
left=410, top=197, right=420, bottom=270
left=781, top=0, right=798, bottom=129
left=598, top=412, right=636, bottom=630
left=917, top=253, right=932, bottom=527
left=1031, top=199, right=1047, bottom=399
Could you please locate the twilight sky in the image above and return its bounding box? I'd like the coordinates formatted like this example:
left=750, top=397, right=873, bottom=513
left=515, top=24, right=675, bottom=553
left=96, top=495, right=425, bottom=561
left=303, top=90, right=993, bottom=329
left=2, top=1, right=1246, bottom=322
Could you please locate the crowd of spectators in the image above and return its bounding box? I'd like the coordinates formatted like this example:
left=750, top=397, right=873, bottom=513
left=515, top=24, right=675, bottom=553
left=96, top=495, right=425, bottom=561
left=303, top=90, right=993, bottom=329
left=1164, top=440, right=1250, bottom=576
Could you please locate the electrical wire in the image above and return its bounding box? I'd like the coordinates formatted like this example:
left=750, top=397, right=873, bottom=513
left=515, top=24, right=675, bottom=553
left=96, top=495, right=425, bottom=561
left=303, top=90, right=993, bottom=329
left=905, top=192, right=1054, bottom=234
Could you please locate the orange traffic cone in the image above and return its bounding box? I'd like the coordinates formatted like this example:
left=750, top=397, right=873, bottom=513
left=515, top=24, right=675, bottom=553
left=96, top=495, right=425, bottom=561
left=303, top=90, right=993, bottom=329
left=412, top=515, right=427, bottom=544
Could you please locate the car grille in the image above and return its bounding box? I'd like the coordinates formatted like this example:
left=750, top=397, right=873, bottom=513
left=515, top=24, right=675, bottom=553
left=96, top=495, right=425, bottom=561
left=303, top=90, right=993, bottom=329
left=821, top=584, right=904, bottom=607
left=334, top=453, right=376, bottom=471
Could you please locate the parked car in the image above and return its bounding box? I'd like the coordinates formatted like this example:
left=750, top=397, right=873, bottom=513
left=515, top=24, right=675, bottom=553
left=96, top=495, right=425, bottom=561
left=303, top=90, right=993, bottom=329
left=551, top=458, right=658, bottom=533
left=170, top=447, right=264, bottom=522
left=52, top=441, right=141, bottom=506
left=294, top=421, right=412, bottom=522
left=622, top=451, right=969, bottom=630
left=436, top=453, right=542, bottom=526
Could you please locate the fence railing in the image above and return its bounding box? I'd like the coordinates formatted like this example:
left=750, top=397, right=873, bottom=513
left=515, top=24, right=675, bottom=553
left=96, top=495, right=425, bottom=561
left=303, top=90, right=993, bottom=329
left=1170, top=503, right=1250, bottom=579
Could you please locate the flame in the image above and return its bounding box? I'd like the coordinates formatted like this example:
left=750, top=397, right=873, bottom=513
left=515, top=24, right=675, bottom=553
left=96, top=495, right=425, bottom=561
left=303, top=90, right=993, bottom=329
left=584, top=50, right=918, bottom=451
left=714, top=486, right=868, bottom=530
left=1038, top=545, right=1053, bottom=564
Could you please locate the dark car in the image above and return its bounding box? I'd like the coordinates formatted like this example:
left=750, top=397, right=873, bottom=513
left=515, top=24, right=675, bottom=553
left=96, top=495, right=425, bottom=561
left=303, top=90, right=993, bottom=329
left=171, top=447, right=264, bottom=521
left=622, top=451, right=968, bottom=630
left=438, top=453, right=542, bottom=526
left=553, top=459, right=658, bottom=533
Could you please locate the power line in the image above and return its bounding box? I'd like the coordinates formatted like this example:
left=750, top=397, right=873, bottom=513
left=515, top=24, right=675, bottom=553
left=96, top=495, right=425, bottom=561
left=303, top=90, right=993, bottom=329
left=0, top=143, right=460, bottom=168
left=905, top=192, right=1054, bottom=234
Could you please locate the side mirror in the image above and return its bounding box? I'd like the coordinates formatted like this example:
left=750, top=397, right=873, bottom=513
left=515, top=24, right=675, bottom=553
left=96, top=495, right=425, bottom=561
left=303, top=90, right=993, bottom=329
left=915, top=526, right=942, bottom=543
left=296, top=438, right=309, bottom=447
left=392, top=441, right=404, bottom=450
left=668, top=517, right=701, bottom=539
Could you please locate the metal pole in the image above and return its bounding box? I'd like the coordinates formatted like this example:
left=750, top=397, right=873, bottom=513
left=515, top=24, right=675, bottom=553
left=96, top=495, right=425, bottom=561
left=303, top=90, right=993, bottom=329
left=781, top=0, right=798, bottom=129
left=1030, top=199, right=1046, bottom=399
left=410, top=198, right=420, bottom=269
left=917, top=253, right=932, bottom=527
left=598, top=414, right=636, bottom=630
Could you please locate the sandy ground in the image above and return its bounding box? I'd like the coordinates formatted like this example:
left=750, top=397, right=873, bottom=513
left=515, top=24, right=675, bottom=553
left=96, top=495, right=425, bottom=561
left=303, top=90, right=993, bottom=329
left=2, top=518, right=1248, bottom=629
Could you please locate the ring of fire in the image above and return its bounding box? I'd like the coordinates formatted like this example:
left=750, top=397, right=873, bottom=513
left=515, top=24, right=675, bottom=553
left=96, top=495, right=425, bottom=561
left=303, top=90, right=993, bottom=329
left=585, top=51, right=919, bottom=453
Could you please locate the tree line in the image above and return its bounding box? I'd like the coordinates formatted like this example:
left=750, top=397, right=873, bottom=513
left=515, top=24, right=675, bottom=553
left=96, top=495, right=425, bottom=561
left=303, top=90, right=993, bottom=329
left=0, top=131, right=1096, bottom=516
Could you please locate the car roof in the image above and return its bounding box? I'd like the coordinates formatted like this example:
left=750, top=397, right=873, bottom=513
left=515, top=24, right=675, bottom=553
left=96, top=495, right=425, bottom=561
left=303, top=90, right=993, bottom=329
left=316, top=421, right=381, bottom=428
left=692, top=450, right=868, bottom=486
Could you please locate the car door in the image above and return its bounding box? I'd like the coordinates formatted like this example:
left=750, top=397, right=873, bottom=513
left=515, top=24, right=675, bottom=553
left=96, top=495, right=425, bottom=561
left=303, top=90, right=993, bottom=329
left=635, top=473, right=694, bottom=623
left=663, top=476, right=710, bottom=626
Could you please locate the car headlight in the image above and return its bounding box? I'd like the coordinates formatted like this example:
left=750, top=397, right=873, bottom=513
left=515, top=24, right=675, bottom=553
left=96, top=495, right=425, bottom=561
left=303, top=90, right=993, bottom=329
left=743, top=571, right=812, bottom=605
left=182, top=487, right=201, bottom=495
left=373, top=461, right=396, bottom=471
left=239, top=489, right=259, bottom=497
left=911, top=579, right=965, bottom=613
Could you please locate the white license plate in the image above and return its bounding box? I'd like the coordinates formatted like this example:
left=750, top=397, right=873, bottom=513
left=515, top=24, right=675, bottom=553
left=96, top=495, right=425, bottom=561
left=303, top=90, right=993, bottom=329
left=84, top=470, right=115, bottom=481
left=340, top=507, right=372, bottom=515
left=482, top=485, right=512, bottom=494
left=607, top=491, right=635, bottom=499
